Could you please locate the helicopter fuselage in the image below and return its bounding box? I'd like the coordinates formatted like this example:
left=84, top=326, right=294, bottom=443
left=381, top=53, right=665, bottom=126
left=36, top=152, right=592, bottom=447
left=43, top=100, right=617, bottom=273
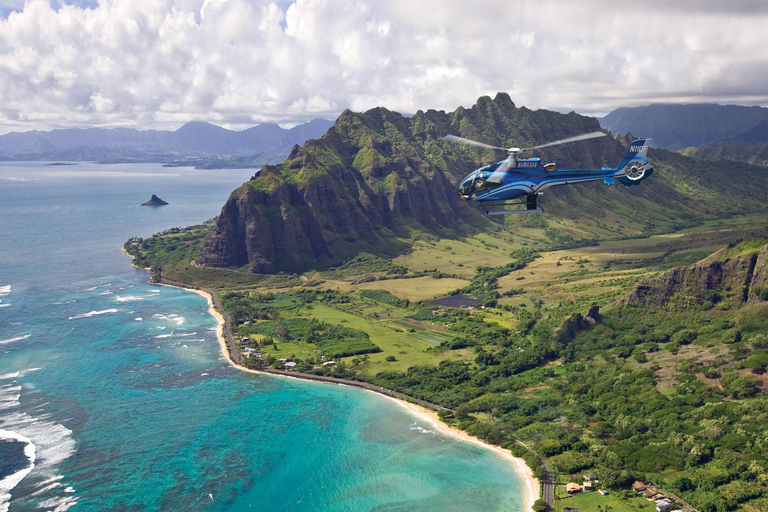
left=457, top=157, right=622, bottom=203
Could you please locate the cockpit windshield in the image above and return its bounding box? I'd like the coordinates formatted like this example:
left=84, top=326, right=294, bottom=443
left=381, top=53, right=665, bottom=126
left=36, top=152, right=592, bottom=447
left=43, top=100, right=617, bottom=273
left=457, top=170, right=502, bottom=197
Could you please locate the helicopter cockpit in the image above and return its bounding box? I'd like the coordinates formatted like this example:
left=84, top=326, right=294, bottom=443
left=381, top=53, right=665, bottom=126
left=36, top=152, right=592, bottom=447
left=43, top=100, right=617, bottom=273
left=457, top=168, right=503, bottom=198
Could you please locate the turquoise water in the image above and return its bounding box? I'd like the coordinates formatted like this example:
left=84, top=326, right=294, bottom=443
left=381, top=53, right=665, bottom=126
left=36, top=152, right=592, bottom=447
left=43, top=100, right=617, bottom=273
left=0, top=163, right=527, bottom=511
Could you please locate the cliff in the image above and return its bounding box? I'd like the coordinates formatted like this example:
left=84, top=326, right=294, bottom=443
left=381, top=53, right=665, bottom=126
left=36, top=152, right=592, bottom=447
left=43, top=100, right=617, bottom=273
left=623, top=237, right=768, bottom=309
left=195, top=94, right=768, bottom=274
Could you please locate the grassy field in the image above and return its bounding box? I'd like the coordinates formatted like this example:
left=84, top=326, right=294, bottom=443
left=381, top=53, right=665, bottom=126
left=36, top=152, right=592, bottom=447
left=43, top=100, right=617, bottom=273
left=555, top=489, right=654, bottom=512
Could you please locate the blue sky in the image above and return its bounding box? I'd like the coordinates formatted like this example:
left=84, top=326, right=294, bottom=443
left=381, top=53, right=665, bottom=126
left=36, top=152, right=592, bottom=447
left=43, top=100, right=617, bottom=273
left=0, top=0, right=767, bottom=134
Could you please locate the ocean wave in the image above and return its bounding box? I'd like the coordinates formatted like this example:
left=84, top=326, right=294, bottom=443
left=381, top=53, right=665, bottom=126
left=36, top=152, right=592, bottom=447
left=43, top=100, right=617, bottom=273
left=0, top=304, right=10, bottom=308
left=83, top=284, right=110, bottom=292
left=0, top=335, right=30, bottom=346
left=98, top=291, right=113, bottom=296
left=0, top=373, right=75, bottom=511
left=154, top=334, right=174, bottom=339
left=115, top=295, right=143, bottom=302
left=51, top=300, right=76, bottom=305
left=68, top=309, right=118, bottom=320
left=0, top=285, right=10, bottom=295
left=409, top=424, right=434, bottom=434
left=135, top=317, right=143, bottom=321
left=175, top=332, right=197, bottom=337
left=0, top=429, right=36, bottom=512
left=153, top=313, right=185, bottom=325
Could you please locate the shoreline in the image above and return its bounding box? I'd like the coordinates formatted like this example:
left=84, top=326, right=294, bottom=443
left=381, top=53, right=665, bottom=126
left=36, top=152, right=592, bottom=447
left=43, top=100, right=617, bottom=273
left=166, top=283, right=540, bottom=510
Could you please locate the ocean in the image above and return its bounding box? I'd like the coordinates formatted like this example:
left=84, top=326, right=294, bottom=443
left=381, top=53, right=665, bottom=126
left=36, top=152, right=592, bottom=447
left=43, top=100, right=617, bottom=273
left=0, top=162, right=528, bottom=511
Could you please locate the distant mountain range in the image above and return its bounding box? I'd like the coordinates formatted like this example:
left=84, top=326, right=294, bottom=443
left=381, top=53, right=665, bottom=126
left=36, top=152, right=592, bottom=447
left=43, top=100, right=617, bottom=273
left=600, top=103, right=768, bottom=150
left=0, top=119, right=334, bottom=166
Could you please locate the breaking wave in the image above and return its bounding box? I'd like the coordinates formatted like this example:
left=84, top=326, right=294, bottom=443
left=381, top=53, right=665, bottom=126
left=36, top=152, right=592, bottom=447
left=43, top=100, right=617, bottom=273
left=68, top=309, right=118, bottom=320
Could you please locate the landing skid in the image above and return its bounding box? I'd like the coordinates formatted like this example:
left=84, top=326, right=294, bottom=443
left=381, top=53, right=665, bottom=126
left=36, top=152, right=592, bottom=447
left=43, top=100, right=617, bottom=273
left=479, top=194, right=542, bottom=215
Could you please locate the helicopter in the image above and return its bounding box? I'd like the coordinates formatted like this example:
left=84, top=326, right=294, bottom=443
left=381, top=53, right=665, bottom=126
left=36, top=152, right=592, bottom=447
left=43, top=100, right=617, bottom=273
left=445, top=132, right=653, bottom=214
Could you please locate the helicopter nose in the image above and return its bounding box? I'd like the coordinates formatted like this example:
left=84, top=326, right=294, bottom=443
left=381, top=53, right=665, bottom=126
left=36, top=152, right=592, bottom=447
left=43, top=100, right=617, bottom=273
left=457, top=174, right=474, bottom=197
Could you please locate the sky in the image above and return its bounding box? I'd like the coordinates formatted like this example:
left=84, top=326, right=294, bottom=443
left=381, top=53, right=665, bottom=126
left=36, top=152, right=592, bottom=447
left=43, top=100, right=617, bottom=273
left=1, top=0, right=768, bottom=134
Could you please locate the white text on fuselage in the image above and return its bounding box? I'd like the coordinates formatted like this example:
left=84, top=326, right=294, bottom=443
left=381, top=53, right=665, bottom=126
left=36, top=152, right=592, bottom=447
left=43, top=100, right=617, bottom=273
left=629, top=145, right=649, bottom=152
left=515, top=162, right=538, bottom=168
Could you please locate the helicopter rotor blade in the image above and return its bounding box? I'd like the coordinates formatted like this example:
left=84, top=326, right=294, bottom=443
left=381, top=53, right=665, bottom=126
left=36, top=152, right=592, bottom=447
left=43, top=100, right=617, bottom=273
left=443, top=135, right=506, bottom=151
left=521, top=131, right=607, bottom=152
left=485, top=157, right=513, bottom=184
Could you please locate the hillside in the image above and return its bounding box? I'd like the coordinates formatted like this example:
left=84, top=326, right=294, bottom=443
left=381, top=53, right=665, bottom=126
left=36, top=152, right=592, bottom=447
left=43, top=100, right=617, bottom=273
left=683, top=141, right=768, bottom=167
left=195, top=94, right=768, bottom=274
left=600, top=103, right=768, bottom=150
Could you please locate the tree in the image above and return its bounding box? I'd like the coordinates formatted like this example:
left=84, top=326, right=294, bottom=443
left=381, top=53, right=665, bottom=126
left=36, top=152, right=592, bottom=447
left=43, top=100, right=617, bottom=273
left=532, top=498, right=547, bottom=512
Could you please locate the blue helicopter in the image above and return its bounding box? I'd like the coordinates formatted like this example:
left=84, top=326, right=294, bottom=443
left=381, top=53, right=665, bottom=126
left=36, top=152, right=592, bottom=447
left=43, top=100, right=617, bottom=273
left=445, top=132, right=653, bottom=214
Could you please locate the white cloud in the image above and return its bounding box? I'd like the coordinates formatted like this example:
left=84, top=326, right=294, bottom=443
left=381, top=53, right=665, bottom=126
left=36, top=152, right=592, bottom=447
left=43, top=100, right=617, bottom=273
left=0, top=0, right=767, bottom=133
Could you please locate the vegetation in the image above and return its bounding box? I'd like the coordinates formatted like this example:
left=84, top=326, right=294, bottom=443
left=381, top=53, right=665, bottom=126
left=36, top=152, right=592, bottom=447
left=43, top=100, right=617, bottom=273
left=124, top=97, right=768, bottom=511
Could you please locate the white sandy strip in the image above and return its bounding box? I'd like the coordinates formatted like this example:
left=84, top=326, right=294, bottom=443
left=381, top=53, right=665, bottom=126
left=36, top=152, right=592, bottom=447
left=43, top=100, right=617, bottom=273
left=177, top=285, right=540, bottom=510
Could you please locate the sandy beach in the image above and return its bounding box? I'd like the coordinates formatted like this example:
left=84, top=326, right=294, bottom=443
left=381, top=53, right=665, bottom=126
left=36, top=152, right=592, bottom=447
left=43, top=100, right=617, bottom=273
left=187, top=286, right=540, bottom=511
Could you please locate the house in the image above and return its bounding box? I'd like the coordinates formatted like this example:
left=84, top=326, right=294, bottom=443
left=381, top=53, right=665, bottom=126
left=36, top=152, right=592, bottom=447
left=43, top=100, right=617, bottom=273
left=655, top=498, right=673, bottom=512
left=598, top=490, right=608, bottom=495
left=243, top=347, right=257, bottom=355
left=644, top=489, right=662, bottom=500
left=278, top=358, right=287, bottom=363
left=583, top=472, right=598, bottom=481
left=582, top=481, right=593, bottom=490
left=284, top=361, right=297, bottom=369
left=632, top=481, right=647, bottom=492
left=566, top=483, right=581, bottom=494
left=319, top=355, right=326, bottom=362
left=323, top=361, right=335, bottom=366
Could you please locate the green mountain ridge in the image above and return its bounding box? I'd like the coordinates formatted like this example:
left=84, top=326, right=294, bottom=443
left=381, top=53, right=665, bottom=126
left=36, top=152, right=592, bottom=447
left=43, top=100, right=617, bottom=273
left=195, top=94, right=768, bottom=274
left=683, top=141, right=768, bottom=167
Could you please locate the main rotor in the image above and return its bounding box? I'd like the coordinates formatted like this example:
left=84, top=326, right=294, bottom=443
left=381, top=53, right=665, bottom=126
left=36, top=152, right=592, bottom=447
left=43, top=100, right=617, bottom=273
left=444, top=131, right=607, bottom=177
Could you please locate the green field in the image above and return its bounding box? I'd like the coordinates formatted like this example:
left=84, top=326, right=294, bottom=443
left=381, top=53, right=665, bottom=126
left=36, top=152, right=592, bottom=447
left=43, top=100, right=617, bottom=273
left=131, top=211, right=768, bottom=512
left=555, top=490, right=654, bottom=512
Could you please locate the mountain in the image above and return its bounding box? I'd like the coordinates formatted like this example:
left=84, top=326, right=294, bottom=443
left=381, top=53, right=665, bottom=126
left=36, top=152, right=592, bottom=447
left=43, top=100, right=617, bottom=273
left=600, top=103, right=768, bottom=150
left=195, top=93, right=768, bottom=274
left=682, top=141, right=768, bottom=167
left=0, top=119, right=334, bottom=162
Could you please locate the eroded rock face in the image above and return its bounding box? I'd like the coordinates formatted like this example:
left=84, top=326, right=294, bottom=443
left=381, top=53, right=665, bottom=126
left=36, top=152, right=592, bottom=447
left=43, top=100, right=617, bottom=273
left=194, top=93, right=622, bottom=274
left=623, top=245, right=768, bottom=309
left=748, top=244, right=768, bottom=303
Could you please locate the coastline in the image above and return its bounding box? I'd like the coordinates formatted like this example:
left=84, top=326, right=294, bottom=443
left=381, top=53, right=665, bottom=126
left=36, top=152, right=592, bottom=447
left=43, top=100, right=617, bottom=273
left=169, top=283, right=540, bottom=510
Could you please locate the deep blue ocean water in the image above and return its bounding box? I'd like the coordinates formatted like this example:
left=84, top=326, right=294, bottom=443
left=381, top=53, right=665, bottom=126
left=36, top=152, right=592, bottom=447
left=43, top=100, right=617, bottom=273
left=0, top=162, right=527, bottom=511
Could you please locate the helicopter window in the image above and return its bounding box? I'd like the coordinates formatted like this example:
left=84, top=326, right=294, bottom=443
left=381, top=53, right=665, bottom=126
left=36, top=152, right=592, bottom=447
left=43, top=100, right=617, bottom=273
left=474, top=178, right=502, bottom=193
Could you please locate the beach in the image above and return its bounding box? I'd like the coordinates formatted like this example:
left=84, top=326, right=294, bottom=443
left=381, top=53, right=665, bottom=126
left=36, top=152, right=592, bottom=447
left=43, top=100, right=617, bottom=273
left=190, top=286, right=540, bottom=511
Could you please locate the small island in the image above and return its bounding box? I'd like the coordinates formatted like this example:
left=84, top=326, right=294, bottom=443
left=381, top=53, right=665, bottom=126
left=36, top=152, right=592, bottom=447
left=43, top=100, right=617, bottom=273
left=141, top=194, right=169, bottom=206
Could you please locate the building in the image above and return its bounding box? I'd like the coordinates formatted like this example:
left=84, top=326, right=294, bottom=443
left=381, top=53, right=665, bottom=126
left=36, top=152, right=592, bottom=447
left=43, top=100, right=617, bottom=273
left=284, top=361, right=297, bottom=369
left=582, top=481, right=593, bottom=490
left=632, top=481, right=647, bottom=492
left=655, top=498, right=673, bottom=512
left=566, top=483, right=581, bottom=494
left=644, top=489, right=662, bottom=500
left=598, top=490, right=608, bottom=496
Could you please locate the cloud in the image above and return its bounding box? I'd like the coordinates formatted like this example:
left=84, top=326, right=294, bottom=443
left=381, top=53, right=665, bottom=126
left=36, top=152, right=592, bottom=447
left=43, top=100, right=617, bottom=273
left=0, top=0, right=767, bottom=133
